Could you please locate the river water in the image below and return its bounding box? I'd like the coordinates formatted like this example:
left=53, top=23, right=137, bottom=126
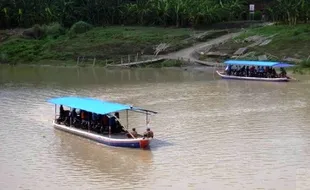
left=1, top=65, right=310, bottom=190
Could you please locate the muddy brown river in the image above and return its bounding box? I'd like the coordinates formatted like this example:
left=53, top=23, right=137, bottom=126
left=1, top=65, right=310, bottom=190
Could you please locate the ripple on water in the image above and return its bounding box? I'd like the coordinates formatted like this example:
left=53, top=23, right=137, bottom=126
left=1, top=71, right=310, bottom=190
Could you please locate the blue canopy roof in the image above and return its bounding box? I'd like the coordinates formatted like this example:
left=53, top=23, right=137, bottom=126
left=48, top=96, right=157, bottom=115
left=224, top=60, right=295, bottom=68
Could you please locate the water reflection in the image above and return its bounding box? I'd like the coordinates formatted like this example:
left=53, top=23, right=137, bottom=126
left=0, top=65, right=213, bottom=86
left=54, top=130, right=153, bottom=172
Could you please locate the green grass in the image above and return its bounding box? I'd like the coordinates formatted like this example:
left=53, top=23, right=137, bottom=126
left=236, top=24, right=310, bottom=60
left=0, top=26, right=199, bottom=65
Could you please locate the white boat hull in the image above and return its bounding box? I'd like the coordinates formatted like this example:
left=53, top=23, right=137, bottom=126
left=53, top=120, right=151, bottom=148
left=216, top=71, right=290, bottom=82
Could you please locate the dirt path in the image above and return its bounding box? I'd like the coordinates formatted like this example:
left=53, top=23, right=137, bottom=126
left=106, top=31, right=243, bottom=68
left=162, top=31, right=242, bottom=66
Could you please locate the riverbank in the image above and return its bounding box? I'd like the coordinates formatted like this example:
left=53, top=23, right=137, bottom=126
left=2, top=22, right=310, bottom=72
left=0, top=23, right=232, bottom=66
left=199, top=24, right=310, bottom=73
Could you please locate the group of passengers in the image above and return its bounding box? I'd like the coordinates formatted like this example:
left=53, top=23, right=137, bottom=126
left=127, top=127, right=153, bottom=139
left=225, top=65, right=287, bottom=78
left=56, top=105, right=153, bottom=138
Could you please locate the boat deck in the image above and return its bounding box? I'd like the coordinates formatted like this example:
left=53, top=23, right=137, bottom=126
left=56, top=123, right=143, bottom=139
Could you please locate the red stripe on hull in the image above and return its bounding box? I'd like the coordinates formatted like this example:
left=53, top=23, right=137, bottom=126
left=139, top=139, right=150, bottom=148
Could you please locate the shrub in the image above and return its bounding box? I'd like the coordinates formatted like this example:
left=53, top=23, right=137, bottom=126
left=254, top=11, right=262, bottom=20
left=44, top=22, right=65, bottom=38
left=22, top=24, right=46, bottom=39
left=68, top=21, right=93, bottom=37
left=300, top=59, right=310, bottom=68
left=0, top=53, right=8, bottom=63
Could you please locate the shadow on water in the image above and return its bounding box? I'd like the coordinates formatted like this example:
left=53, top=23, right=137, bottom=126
left=53, top=130, right=154, bottom=179
left=148, top=138, right=174, bottom=151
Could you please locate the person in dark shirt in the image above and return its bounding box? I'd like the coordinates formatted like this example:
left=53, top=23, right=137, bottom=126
left=143, top=128, right=154, bottom=138
left=57, top=105, right=66, bottom=123
left=69, top=108, right=77, bottom=126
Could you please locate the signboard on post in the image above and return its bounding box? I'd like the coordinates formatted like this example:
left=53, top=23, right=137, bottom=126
left=249, top=4, right=255, bottom=12
left=249, top=4, right=255, bottom=20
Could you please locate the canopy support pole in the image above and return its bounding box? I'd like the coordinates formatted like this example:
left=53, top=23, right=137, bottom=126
left=109, top=126, right=111, bottom=138
left=146, top=111, right=148, bottom=127
left=54, top=105, right=56, bottom=121
left=88, top=113, right=90, bottom=132
left=126, top=110, right=129, bottom=130
left=69, top=108, right=72, bottom=127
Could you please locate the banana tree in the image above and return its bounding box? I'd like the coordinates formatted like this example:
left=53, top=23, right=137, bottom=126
left=299, top=0, right=310, bottom=23
left=153, top=0, right=170, bottom=26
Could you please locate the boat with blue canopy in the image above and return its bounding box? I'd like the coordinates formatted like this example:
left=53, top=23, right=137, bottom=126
left=216, top=60, right=296, bottom=82
left=48, top=96, right=157, bottom=149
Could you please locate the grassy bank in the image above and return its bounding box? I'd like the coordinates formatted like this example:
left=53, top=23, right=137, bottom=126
left=201, top=24, right=310, bottom=72
left=236, top=24, right=310, bottom=59
left=0, top=23, right=229, bottom=66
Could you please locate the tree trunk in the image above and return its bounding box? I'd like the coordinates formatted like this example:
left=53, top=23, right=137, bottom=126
left=287, top=11, right=291, bottom=25
left=140, top=14, right=143, bottom=24
left=176, top=13, right=179, bottom=27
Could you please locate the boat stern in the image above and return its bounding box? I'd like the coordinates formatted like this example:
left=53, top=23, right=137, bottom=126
left=139, top=138, right=151, bottom=149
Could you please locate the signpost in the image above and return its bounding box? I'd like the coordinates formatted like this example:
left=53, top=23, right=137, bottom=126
left=249, top=4, right=255, bottom=20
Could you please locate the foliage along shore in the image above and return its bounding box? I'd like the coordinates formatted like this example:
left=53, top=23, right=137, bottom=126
left=1, top=0, right=310, bottom=68
left=0, top=21, right=235, bottom=66
left=1, top=0, right=310, bottom=29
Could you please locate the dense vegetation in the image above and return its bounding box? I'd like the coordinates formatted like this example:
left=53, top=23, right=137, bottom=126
left=0, top=0, right=248, bottom=29
left=1, top=0, right=310, bottom=67
left=1, top=0, right=309, bottom=29
left=265, top=0, right=310, bottom=25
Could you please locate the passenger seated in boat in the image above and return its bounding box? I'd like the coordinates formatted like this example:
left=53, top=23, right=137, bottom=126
left=249, top=66, right=255, bottom=76
left=127, top=128, right=138, bottom=138
left=259, top=66, right=265, bottom=77
left=143, top=128, right=154, bottom=138
left=62, top=110, right=70, bottom=126
left=280, top=68, right=287, bottom=78
left=91, top=112, right=99, bottom=124
left=69, top=108, right=77, bottom=126
left=80, top=110, right=89, bottom=129
left=231, top=65, right=236, bottom=75
left=245, top=66, right=249, bottom=76
left=271, top=68, right=277, bottom=78
left=91, top=113, right=101, bottom=133
left=109, top=113, right=119, bottom=133
left=101, top=114, right=109, bottom=126
left=100, top=114, right=109, bottom=133
left=240, top=65, right=246, bottom=76
left=267, top=67, right=273, bottom=78
left=235, top=65, right=244, bottom=76
left=56, top=105, right=65, bottom=123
